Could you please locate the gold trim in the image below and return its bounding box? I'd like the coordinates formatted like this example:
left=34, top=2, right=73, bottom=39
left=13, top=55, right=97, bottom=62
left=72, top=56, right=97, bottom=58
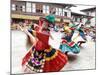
left=44, top=47, right=52, bottom=52
left=45, top=50, right=58, bottom=61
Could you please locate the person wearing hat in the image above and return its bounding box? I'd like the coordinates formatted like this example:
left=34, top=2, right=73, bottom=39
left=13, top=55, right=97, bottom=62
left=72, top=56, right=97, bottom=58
left=19, top=15, right=68, bottom=73
left=59, top=22, right=80, bottom=55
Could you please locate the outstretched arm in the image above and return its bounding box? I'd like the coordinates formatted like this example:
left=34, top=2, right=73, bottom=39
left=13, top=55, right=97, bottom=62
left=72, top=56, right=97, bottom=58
left=18, top=25, right=36, bottom=42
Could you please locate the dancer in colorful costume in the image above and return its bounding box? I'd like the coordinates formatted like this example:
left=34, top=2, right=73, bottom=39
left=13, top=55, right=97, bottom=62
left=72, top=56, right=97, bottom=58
left=59, top=22, right=80, bottom=54
left=19, top=15, right=68, bottom=73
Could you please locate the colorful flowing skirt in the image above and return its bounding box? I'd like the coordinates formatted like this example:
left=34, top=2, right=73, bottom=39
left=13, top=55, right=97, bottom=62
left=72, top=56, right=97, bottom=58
left=72, top=31, right=86, bottom=43
left=22, top=46, right=68, bottom=73
left=59, top=43, right=80, bottom=54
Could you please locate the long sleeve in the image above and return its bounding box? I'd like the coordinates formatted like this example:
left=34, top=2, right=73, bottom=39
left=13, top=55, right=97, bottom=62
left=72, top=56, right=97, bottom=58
left=28, top=29, right=33, bottom=34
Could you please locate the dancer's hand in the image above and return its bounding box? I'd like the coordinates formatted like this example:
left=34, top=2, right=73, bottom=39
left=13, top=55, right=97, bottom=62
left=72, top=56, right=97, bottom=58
left=18, top=25, right=28, bottom=34
left=18, top=25, right=24, bottom=31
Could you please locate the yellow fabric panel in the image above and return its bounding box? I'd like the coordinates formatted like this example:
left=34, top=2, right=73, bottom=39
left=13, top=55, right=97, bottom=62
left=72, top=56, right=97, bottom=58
left=11, top=14, right=40, bottom=20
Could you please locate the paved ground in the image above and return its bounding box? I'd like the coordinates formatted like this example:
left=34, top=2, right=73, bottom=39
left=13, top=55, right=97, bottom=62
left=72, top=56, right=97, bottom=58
left=11, top=30, right=96, bottom=74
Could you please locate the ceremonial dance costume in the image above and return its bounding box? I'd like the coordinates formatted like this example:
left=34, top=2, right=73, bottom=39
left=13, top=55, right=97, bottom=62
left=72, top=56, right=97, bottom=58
left=59, top=25, right=80, bottom=54
left=22, top=15, right=68, bottom=73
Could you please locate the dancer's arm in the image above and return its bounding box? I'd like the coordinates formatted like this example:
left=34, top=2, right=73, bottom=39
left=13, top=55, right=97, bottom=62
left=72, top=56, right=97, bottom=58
left=18, top=25, right=36, bottom=41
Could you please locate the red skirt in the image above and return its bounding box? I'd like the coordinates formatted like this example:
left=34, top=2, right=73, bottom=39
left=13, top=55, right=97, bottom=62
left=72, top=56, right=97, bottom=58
left=22, top=47, right=68, bottom=72
left=43, top=50, right=67, bottom=72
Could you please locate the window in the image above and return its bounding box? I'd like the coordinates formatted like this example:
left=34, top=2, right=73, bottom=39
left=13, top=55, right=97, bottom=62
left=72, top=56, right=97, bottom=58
left=64, top=12, right=67, bottom=16
left=75, top=17, right=78, bottom=22
left=16, top=5, right=18, bottom=11
left=22, top=6, right=25, bottom=12
left=43, top=5, right=46, bottom=13
left=26, top=2, right=32, bottom=12
left=62, top=9, right=64, bottom=16
left=36, top=4, right=43, bottom=13
left=12, top=4, right=16, bottom=11
left=59, top=8, right=63, bottom=16
left=55, top=8, right=59, bottom=15
left=43, top=5, right=49, bottom=14
left=20, top=5, right=25, bottom=12
left=49, top=7, right=56, bottom=14
left=56, top=8, right=63, bottom=16
left=46, top=5, right=49, bottom=14
left=32, top=3, right=36, bottom=13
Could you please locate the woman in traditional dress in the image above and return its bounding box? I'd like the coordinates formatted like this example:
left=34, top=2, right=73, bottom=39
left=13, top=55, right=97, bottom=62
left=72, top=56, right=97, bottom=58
left=19, top=15, right=68, bottom=73
left=59, top=22, right=80, bottom=55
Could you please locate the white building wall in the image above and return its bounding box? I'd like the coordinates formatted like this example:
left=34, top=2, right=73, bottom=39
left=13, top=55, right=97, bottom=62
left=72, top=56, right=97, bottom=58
left=64, top=9, right=71, bottom=18
left=91, top=11, right=95, bottom=16
left=91, top=18, right=95, bottom=26
left=90, top=11, right=96, bottom=26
